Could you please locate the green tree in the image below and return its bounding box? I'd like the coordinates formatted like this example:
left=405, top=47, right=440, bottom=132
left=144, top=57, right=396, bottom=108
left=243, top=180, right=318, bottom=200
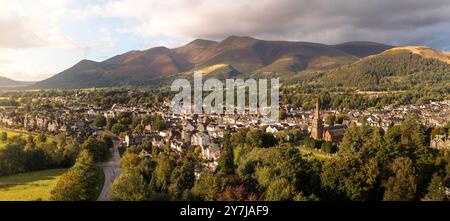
left=383, top=157, right=417, bottom=201
left=106, top=117, right=118, bottom=130
left=0, top=132, right=7, bottom=141
left=325, top=115, right=336, bottom=126
left=265, top=178, right=295, bottom=201
left=169, top=158, right=196, bottom=198
left=111, top=123, right=126, bottom=135
left=218, top=134, right=235, bottom=174
left=81, top=137, right=108, bottom=162
left=0, top=144, right=26, bottom=176
left=152, top=152, right=176, bottom=193
left=50, top=150, right=102, bottom=201
left=93, top=115, right=107, bottom=128
left=37, top=133, right=47, bottom=143
left=110, top=171, right=149, bottom=201
left=321, top=156, right=379, bottom=201
left=422, top=173, right=447, bottom=201
left=151, top=115, right=168, bottom=131
left=192, top=173, right=222, bottom=201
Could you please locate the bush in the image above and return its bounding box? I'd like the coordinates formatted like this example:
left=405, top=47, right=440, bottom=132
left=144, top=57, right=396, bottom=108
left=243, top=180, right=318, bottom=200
left=1, top=132, right=7, bottom=141
left=321, top=142, right=337, bottom=153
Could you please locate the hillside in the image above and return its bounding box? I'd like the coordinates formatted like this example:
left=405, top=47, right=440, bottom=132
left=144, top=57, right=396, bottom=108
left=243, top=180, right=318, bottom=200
left=0, top=76, right=34, bottom=88
left=319, top=47, right=450, bottom=90
left=332, top=41, right=394, bottom=58
left=33, top=36, right=393, bottom=88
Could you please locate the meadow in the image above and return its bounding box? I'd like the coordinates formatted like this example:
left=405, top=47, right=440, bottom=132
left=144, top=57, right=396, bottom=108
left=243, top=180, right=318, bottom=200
left=0, top=169, right=66, bottom=201
left=0, top=128, right=55, bottom=148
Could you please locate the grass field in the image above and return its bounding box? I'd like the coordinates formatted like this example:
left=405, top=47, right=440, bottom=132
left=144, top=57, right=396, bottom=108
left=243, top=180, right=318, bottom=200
left=299, top=146, right=334, bottom=160
left=0, top=169, right=66, bottom=201
left=0, top=128, right=55, bottom=148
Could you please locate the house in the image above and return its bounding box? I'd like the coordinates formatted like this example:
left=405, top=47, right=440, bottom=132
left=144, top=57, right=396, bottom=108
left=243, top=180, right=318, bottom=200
left=201, top=143, right=221, bottom=162
left=191, top=132, right=210, bottom=148
left=430, top=134, right=450, bottom=150
left=266, top=125, right=279, bottom=134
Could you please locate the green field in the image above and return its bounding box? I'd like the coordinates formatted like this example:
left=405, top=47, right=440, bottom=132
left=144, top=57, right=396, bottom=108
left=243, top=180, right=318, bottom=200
left=299, top=146, right=334, bottom=160
left=0, top=169, right=66, bottom=201
left=0, top=128, right=55, bottom=148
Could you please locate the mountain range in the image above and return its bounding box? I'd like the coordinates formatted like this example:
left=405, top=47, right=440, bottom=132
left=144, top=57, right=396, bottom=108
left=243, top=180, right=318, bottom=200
left=32, top=36, right=394, bottom=88
left=4, top=36, right=448, bottom=89
left=0, top=77, right=34, bottom=88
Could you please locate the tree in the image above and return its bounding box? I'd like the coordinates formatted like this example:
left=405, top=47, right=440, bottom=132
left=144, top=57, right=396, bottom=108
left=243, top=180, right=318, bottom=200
left=24, top=148, right=48, bottom=171
left=25, top=135, right=36, bottom=150
left=336, top=114, right=349, bottom=125
left=321, top=141, right=336, bottom=153
left=152, top=115, right=168, bottom=131
left=422, top=173, right=447, bottom=201
left=110, top=171, right=149, bottom=201
left=218, top=185, right=257, bottom=201
left=0, top=144, right=26, bottom=176
left=152, top=152, right=176, bottom=193
left=383, top=157, right=417, bottom=201
left=37, top=133, right=47, bottom=143
left=0, top=132, right=7, bottom=141
left=81, top=137, right=109, bottom=162
left=246, top=129, right=277, bottom=148
left=325, top=115, right=336, bottom=126
left=50, top=150, right=102, bottom=201
left=218, top=134, right=235, bottom=174
left=321, top=156, right=379, bottom=201
left=106, top=118, right=118, bottom=130
left=111, top=123, right=126, bottom=135
left=169, top=158, right=196, bottom=198
left=93, top=115, right=107, bottom=128
left=101, top=135, right=114, bottom=149
left=192, top=173, right=222, bottom=201
left=265, top=178, right=295, bottom=201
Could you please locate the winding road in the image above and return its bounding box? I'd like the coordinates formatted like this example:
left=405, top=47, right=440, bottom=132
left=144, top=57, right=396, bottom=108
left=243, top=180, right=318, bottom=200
left=97, top=141, right=121, bottom=201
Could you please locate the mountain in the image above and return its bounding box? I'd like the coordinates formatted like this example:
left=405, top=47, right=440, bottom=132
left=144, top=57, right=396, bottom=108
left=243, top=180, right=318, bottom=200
left=319, top=46, right=450, bottom=89
left=0, top=76, right=34, bottom=88
left=34, top=36, right=394, bottom=88
left=332, top=41, right=394, bottom=58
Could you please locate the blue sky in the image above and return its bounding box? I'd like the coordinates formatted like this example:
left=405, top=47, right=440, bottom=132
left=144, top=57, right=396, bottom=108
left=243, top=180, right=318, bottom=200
left=1, top=0, right=449, bottom=81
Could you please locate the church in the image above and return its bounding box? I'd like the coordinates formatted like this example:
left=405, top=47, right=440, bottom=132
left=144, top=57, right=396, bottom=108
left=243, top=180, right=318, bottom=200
left=310, top=99, right=347, bottom=143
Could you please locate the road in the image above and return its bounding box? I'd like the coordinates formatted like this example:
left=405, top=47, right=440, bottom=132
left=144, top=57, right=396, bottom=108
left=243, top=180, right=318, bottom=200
left=97, top=141, right=121, bottom=201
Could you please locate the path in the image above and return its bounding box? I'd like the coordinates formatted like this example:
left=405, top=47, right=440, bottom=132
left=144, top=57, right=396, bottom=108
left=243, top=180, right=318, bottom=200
left=97, top=141, right=121, bottom=201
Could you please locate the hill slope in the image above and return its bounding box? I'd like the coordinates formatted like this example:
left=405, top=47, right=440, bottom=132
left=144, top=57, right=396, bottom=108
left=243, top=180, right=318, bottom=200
left=0, top=76, right=34, bottom=88
left=319, top=47, right=450, bottom=90
left=33, top=36, right=394, bottom=88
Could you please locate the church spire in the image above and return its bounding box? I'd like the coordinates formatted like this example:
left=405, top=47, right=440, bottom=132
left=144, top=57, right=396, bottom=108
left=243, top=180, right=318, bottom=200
left=315, top=98, right=320, bottom=118
left=311, top=98, right=323, bottom=140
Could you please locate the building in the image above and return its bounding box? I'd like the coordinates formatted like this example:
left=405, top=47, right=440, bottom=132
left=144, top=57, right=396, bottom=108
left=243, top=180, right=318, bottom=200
left=310, top=99, right=347, bottom=143
left=430, top=134, right=450, bottom=150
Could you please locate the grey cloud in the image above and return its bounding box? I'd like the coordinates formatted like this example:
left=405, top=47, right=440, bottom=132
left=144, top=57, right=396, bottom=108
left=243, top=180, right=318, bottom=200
left=163, top=0, right=450, bottom=50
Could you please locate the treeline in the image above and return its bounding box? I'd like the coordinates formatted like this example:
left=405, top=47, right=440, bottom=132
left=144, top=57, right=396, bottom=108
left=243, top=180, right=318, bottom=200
left=49, top=136, right=113, bottom=201
left=0, top=134, right=112, bottom=177
left=110, top=115, right=449, bottom=201
left=281, top=89, right=450, bottom=110
left=50, top=150, right=104, bottom=201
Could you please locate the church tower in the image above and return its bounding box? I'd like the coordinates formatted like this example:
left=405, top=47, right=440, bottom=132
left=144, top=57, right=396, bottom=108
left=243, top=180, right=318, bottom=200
left=311, top=99, right=323, bottom=140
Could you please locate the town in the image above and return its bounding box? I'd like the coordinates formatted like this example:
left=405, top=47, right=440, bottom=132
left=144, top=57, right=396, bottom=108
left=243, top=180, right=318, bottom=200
left=0, top=89, right=449, bottom=170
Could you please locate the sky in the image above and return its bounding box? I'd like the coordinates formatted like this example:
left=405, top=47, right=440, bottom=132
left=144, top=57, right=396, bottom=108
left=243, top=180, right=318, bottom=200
left=0, top=0, right=449, bottom=81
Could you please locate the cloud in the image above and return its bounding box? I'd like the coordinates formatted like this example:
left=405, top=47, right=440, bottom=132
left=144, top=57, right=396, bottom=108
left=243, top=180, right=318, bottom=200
left=0, top=0, right=87, bottom=50
left=75, top=0, right=450, bottom=49
left=99, top=27, right=116, bottom=48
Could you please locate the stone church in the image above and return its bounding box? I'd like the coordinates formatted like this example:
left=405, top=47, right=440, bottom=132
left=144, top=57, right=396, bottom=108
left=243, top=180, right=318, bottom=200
left=310, top=99, right=347, bottom=143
